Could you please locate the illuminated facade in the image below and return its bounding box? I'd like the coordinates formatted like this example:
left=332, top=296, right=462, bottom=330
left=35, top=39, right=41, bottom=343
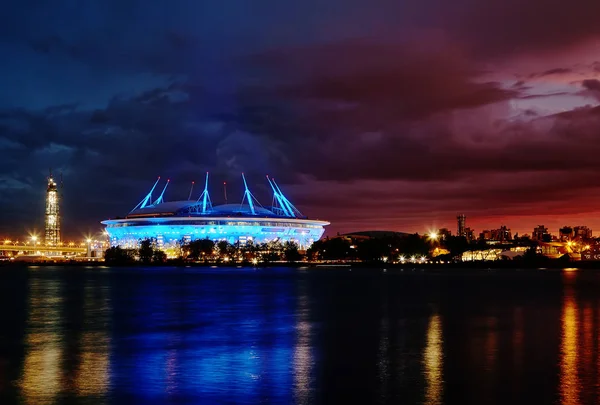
left=102, top=174, right=329, bottom=250
left=44, top=173, right=60, bottom=246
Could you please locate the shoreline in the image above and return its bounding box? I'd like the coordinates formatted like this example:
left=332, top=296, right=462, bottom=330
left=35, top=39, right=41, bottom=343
left=2, top=258, right=600, bottom=270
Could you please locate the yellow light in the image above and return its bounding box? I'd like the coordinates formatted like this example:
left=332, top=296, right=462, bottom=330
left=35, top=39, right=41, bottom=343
left=428, top=232, right=439, bottom=241
left=585, top=245, right=590, bottom=250
left=86, top=239, right=92, bottom=244
left=4, top=240, right=10, bottom=244
left=31, top=235, right=37, bottom=242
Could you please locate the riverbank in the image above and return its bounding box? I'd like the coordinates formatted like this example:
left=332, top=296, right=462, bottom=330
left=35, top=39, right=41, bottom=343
left=2, top=256, right=600, bottom=269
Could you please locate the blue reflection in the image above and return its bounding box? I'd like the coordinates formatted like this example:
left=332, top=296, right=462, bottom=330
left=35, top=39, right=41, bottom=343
left=109, top=269, right=297, bottom=404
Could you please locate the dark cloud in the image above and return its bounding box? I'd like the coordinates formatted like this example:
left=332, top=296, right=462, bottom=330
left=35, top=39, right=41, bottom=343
left=436, top=0, right=600, bottom=56
left=542, top=68, right=572, bottom=76
left=245, top=40, right=519, bottom=137
left=582, top=79, right=600, bottom=91
left=581, top=79, right=600, bottom=101
left=0, top=83, right=295, bottom=235
left=529, top=68, right=572, bottom=78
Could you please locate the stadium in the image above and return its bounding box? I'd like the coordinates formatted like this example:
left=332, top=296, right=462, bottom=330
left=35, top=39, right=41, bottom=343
left=101, top=174, right=329, bottom=250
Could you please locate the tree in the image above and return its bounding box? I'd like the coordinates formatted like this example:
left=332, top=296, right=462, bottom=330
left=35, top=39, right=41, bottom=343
left=357, top=238, right=390, bottom=262
left=152, top=249, right=167, bottom=263
left=283, top=241, right=302, bottom=262
left=442, top=236, right=469, bottom=257
left=398, top=234, right=430, bottom=257
left=139, top=238, right=155, bottom=264
left=308, top=238, right=352, bottom=261
left=260, top=241, right=282, bottom=262
left=185, top=238, right=215, bottom=261
left=522, top=245, right=540, bottom=262
left=104, top=246, right=136, bottom=265
left=216, top=240, right=235, bottom=259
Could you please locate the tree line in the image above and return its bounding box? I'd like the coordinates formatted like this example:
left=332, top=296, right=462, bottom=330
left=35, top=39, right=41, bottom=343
left=104, top=238, right=302, bottom=265
left=104, top=233, right=447, bottom=265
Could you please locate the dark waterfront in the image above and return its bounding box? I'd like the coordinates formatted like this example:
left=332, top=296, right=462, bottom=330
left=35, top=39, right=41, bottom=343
left=0, top=266, right=599, bottom=404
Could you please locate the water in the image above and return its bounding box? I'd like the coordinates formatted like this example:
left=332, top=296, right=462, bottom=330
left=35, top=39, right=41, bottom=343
left=0, top=266, right=598, bottom=404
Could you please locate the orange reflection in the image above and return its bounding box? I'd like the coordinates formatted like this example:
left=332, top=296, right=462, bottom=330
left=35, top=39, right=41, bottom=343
left=560, top=291, right=580, bottom=405
left=75, top=280, right=110, bottom=396
left=75, top=331, right=110, bottom=396
left=581, top=306, right=593, bottom=379
left=423, top=313, right=443, bottom=405
left=19, top=279, right=64, bottom=404
left=20, top=277, right=111, bottom=402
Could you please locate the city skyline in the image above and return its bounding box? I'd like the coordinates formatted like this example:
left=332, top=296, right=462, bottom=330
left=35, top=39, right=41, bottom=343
left=2, top=1, right=600, bottom=237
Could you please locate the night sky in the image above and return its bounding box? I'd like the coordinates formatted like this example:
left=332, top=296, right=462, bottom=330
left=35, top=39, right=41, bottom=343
left=2, top=0, right=600, bottom=238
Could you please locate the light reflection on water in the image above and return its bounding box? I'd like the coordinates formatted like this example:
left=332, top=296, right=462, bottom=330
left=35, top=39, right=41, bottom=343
left=560, top=286, right=579, bottom=405
left=20, top=278, right=64, bottom=404
left=19, top=273, right=111, bottom=404
left=293, top=290, right=313, bottom=404
left=423, top=313, right=443, bottom=405
left=2, top=268, right=600, bottom=404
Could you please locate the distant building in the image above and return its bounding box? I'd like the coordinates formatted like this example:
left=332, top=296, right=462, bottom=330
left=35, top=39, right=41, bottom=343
left=556, top=225, right=592, bottom=242
left=479, top=230, right=492, bottom=240
left=532, top=225, right=549, bottom=242
left=457, top=214, right=467, bottom=237
left=538, top=242, right=569, bottom=259
left=559, top=226, right=573, bottom=242
left=491, top=226, right=512, bottom=242
left=464, top=227, right=476, bottom=242
left=45, top=172, right=60, bottom=247
left=461, top=246, right=528, bottom=261
left=574, top=226, right=592, bottom=240
left=480, top=226, right=511, bottom=242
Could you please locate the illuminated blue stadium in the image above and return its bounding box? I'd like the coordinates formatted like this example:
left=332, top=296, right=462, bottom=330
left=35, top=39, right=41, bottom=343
left=102, top=174, right=329, bottom=250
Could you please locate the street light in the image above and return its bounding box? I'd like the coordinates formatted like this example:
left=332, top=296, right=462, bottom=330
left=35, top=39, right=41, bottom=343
left=427, top=231, right=439, bottom=242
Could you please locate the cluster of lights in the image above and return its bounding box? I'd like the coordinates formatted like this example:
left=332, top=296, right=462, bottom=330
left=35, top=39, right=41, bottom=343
left=566, top=241, right=592, bottom=251
left=397, top=255, right=428, bottom=264
left=0, top=232, right=110, bottom=250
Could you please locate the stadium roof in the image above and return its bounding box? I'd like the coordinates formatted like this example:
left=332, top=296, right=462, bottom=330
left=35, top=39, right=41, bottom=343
left=128, top=201, right=285, bottom=218
left=128, top=174, right=306, bottom=219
